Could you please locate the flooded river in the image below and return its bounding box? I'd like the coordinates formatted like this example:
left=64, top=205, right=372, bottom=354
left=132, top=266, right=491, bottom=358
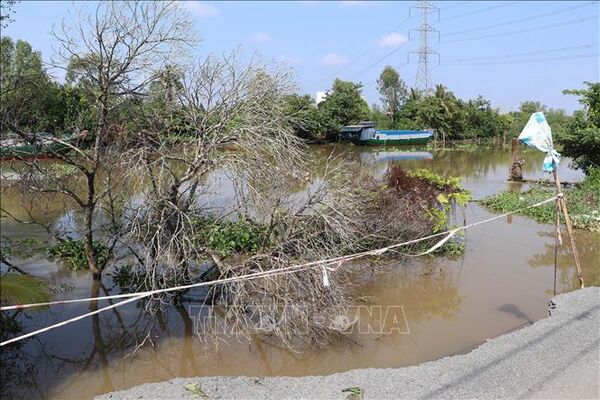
left=1, top=145, right=598, bottom=399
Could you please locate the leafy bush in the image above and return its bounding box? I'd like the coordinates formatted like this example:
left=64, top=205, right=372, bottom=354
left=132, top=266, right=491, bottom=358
left=557, top=82, right=600, bottom=173
left=556, top=124, right=600, bottom=173
left=408, top=169, right=463, bottom=192
left=47, top=238, right=110, bottom=271
left=318, top=79, right=370, bottom=141
left=193, top=217, right=268, bottom=257
left=425, top=206, right=448, bottom=233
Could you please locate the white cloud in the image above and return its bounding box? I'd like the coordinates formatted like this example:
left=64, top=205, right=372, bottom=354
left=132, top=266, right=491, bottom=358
left=252, top=32, right=271, bottom=43
left=180, top=1, right=219, bottom=18
left=320, top=53, right=349, bottom=67
left=377, top=33, right=408, bottom=48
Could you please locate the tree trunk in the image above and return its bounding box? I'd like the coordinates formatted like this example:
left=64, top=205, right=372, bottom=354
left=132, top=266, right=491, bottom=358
left=85, top=91, right=108, bottom=281
left=84, top=171, right=101, bottom=280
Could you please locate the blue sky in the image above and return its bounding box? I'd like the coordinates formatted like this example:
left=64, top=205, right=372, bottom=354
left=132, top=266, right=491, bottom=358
left=3, top=0, right=599, bottom=113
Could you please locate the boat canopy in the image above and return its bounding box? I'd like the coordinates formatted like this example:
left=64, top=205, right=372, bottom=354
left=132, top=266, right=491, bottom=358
left=340, top=125, right=363, bottom=133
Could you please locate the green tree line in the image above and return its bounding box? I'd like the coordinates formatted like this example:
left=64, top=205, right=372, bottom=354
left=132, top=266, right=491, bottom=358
left=1, top=38, right=597, bottom=172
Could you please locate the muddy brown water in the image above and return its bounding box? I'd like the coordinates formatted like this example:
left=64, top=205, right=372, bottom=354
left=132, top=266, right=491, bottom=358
left=0, top=145, right=598, bottom=399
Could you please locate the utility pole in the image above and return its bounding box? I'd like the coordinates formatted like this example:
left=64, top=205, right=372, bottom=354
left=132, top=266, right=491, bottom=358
left=409, top=0, right=439, bottom=92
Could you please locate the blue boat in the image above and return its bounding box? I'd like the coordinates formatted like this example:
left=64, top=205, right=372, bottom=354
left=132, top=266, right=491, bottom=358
left=340, top=121, right=433, bottom=146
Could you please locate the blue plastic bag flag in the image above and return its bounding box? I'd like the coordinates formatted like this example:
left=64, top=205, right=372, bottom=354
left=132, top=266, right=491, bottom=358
left=518, top=112, right=560, bottom=172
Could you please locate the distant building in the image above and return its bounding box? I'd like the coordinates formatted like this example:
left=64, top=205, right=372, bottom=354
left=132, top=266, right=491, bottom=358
left=316, top=91, right=327, bottom=105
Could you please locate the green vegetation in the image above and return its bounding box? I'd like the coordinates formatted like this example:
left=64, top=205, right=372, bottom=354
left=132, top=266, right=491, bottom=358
left=317, top=79, right=370, bottom=141
left=284, top=93, right=321, bottom=141
left=408, top=169, right=464, bottom=193
left=384, top=166, right=471, bottom=252
left=0, top=36, right=94, bottom=135
left=47, top=238, right=111, bottom=271
left=407, top=169, right=471, bottom=233
left=480, top=168, right=600, bottom=231
left=0, top=275, right=52, bottom=306
left=1, top=237, right=47, bottom=260
left=372, top=80, right=512, bottom=143
left=297, top=66, right=599, bottom=150
left=377, top=66, right=407, bottom=127
left=193, top=217, right=269, bottom=257
left=433, top=240, right=465, bottom=257
left=183, top=383, right=208, bottom=398
left=112, top=264, right=147, bottom=293
left=342, top=386, right=365, bottom=400
left=556, top=82, right=600, bottom=173
left=47, top=163, right=78, bottom=178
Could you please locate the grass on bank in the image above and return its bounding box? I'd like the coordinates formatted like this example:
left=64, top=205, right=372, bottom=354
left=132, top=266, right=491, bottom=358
left=480, top=168, right=600, bottom=231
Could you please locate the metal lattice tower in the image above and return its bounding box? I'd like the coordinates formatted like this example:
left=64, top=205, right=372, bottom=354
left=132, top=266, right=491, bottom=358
left=409, top=1, right=439, bottom=92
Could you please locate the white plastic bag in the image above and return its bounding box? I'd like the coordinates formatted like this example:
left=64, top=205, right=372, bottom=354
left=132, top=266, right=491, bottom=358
left=518, top=112, right=560, bottom=172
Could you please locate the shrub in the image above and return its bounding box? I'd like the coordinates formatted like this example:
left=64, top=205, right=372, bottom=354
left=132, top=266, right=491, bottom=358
left=47, top=238, right=110, bottom=271
left=193, top=217, right=268, bottom=257
left=557, top=82, right=600, bottom=173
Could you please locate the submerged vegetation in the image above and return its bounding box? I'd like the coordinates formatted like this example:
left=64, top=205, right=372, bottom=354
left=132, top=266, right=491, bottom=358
left=47, top=238, right=111, bottom=271
left=404, top=169, right=471, bottom=233
left=192, top=217, right=268, bottom=257
left=480, top=168, right=600, bottom=231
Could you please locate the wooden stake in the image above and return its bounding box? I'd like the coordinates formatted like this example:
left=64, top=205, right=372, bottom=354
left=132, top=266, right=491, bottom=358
left=553, top=170, right=585, bottom=288
left=508, top=138, right=517, bottom=179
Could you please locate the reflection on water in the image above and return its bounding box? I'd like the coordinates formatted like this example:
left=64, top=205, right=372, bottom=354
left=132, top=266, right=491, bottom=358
left=0, top=144, right=598, bottom=399
left=359, top=150, right=433, bottom=163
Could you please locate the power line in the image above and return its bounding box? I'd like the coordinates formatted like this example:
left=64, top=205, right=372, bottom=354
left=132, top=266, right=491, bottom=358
left=441, top=15, right=599, bottom=44
left=442, top=43, right=600, bottom=63
left=437, top=1, right=469, bottom=12
left=349, top=42, right=410, bottom=80
left=445, top=1, right=598, bottom=37
left=441, top=52, right=599, bottom=66
left=308, top=16, right=413, bottom=90
left=439, top=1, right=521, bottom=22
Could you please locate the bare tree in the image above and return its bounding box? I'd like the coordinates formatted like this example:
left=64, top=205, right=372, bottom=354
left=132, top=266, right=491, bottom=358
left=121, top=52, right=305, bottom=282
left=3, top=1, right=197, bottom=280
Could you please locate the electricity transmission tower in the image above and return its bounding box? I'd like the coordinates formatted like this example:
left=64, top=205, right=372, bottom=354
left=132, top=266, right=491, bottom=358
left=409, top=0, right=440, bottom=92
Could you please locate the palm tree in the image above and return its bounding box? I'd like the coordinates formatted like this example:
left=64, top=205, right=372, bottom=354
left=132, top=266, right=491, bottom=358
left=433, top=84, right=456, bottom=145
left=408, top=87, right=422, bottom=102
